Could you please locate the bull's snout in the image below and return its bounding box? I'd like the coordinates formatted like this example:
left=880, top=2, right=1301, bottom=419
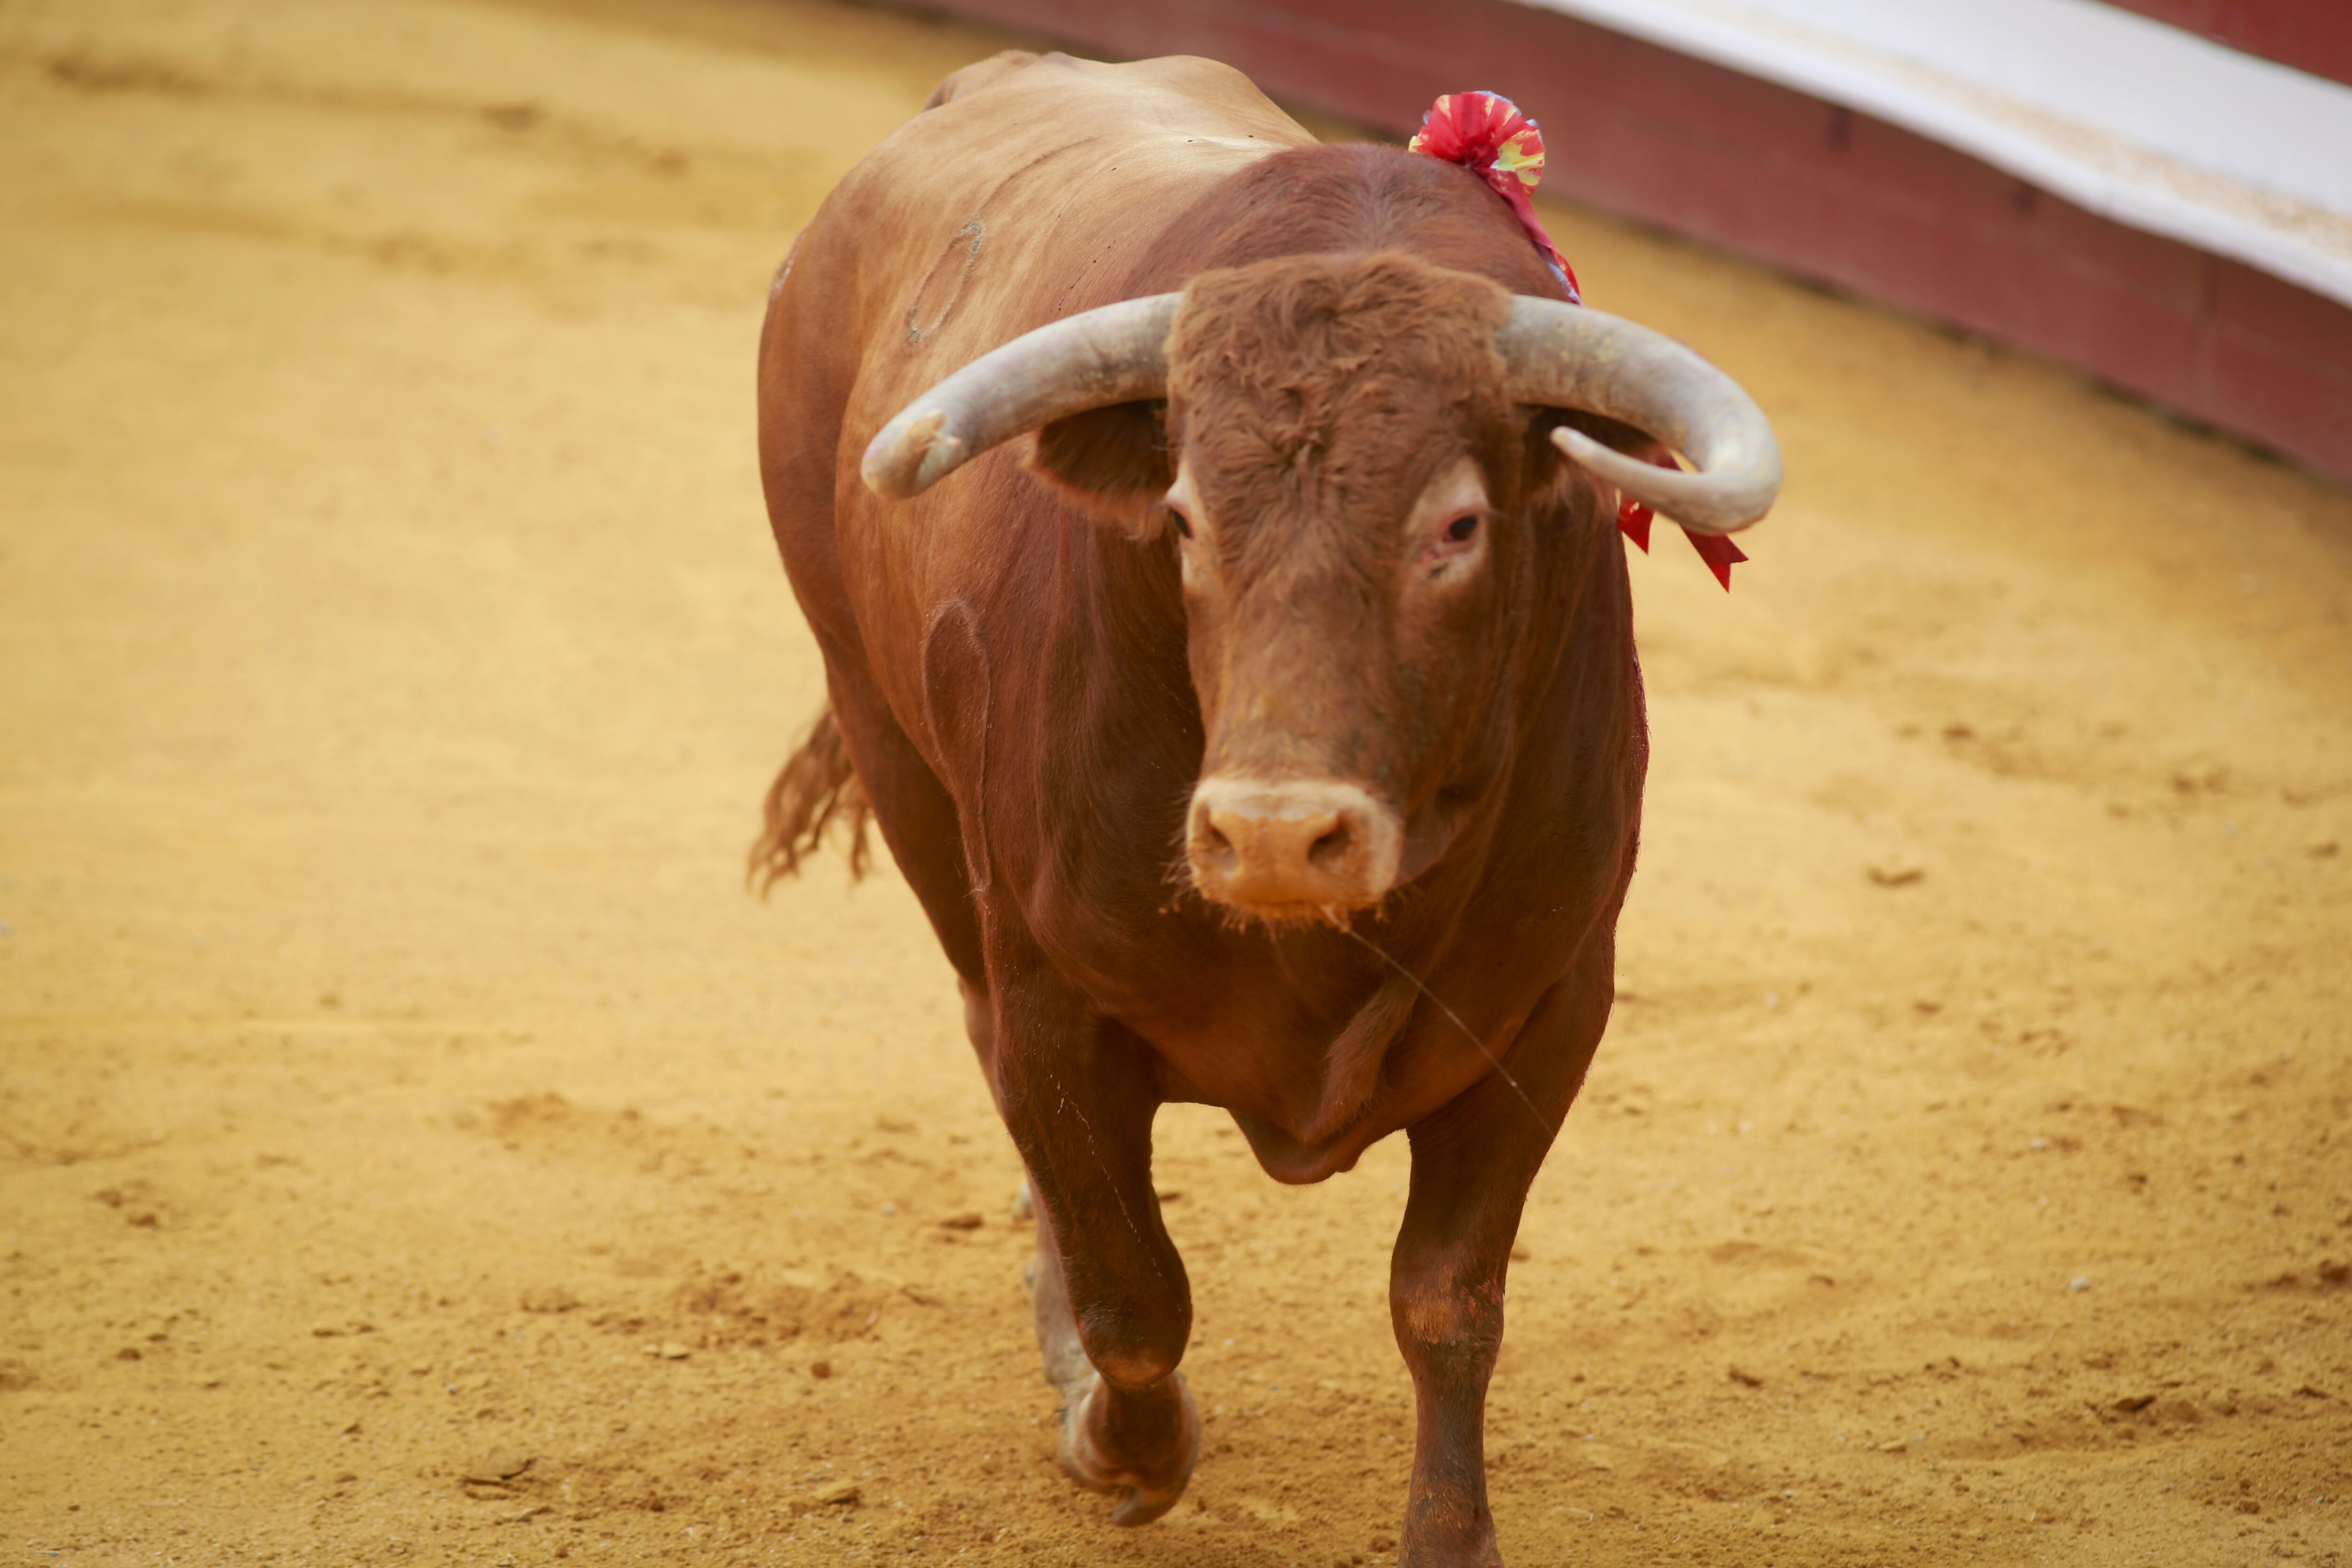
left=1185, top=777, right=1403, bottom=916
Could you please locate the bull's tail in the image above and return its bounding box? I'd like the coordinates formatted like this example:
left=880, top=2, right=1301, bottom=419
left=749, top=703, right=873, bottom=892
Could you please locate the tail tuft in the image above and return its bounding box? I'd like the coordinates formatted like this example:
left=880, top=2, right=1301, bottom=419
left=749, top=704, right=873, bottom=893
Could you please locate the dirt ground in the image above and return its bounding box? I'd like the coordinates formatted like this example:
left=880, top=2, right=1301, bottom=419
left=2, top=0, right=2349, bottom=1563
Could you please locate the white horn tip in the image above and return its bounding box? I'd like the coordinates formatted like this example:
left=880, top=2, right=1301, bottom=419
left=861, top=407, right=951, bottom=500
left=1550, top=425, right=1612, bottom=472
left=1549, top=425, right=1777, bottom=535
left=914, top=429, right=966, bottom=491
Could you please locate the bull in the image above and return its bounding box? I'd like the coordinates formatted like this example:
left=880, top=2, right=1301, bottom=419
left=752, top=49, right=1778, bottom=1566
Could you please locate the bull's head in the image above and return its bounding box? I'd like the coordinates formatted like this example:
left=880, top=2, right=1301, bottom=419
left=863, top=251, right=1778, bottom=926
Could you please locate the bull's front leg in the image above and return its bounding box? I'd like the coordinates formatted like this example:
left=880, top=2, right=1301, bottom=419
left=990, top=976, right=1199, bottom=1525
left=1391, top=961, right=1612, bottom=1567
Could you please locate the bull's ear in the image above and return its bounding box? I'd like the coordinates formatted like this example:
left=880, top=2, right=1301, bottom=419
left=1026, top=400, right=1174, bottom=541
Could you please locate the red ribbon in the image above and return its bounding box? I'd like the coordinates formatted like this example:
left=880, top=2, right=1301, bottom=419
left=1619, top=487, right=1748, bottom=593
left=1412, top=90, right=1748, bottom=591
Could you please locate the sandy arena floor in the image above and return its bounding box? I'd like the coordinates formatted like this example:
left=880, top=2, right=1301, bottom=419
left=1, top=1, right=2349, bottom=1563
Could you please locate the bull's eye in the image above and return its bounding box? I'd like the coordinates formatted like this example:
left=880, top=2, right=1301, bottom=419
left=1444, top=514, right=1480, bottom=544
left=1168, top=507, right=1194, bottom=541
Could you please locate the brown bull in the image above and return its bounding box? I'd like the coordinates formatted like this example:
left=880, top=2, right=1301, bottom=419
left=752, top=50, right=1778, bottom=1567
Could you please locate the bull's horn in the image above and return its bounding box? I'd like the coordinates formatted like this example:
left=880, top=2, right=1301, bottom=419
left=1499, top=297, right=1781, bottom=534
left=861, top=293, right=1183, bottom=500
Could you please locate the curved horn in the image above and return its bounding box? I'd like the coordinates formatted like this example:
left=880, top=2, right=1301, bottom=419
left=861, top=293, right=1182, bottom=500
left=1499, top=297, right=1781, bottom=534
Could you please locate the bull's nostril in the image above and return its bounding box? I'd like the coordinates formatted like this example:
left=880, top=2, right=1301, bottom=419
left=1190, top=780, right=1399, bottom=909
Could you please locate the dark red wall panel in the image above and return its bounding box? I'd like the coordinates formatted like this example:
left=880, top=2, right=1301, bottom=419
left=926, top=0, right=2352, bottom=486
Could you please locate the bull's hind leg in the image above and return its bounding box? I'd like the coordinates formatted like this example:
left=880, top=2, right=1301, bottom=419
left=1391, top=955, right=1614, bottom=1568
left=989, top=986, right=1199, bottom=1525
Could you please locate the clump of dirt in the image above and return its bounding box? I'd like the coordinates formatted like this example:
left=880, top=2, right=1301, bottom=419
left=669, top=1266, right=898, bottom=1348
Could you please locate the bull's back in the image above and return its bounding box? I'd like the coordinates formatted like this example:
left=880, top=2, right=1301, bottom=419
left=824, top=52, right=1309, bottom=390
left=758, top=55, right=1311, bottom=705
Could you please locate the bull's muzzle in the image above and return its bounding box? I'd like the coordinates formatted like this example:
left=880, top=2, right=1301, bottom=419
left=1185, top=777, right=1403, bottom=918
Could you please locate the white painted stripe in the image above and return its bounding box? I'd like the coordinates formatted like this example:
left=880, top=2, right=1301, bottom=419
left=1510, top=0, right=2352, bottom=307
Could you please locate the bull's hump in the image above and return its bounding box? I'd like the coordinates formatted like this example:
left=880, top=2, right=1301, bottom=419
left=955, top=51, right=1308, bottom=139
left=836, top=56, right=1313, bottom=422
left=867, top=51, right=1312, bottom=220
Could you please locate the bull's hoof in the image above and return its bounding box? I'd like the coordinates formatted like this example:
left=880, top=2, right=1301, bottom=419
left=1056, top=1368, right=1200, bottom=1527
